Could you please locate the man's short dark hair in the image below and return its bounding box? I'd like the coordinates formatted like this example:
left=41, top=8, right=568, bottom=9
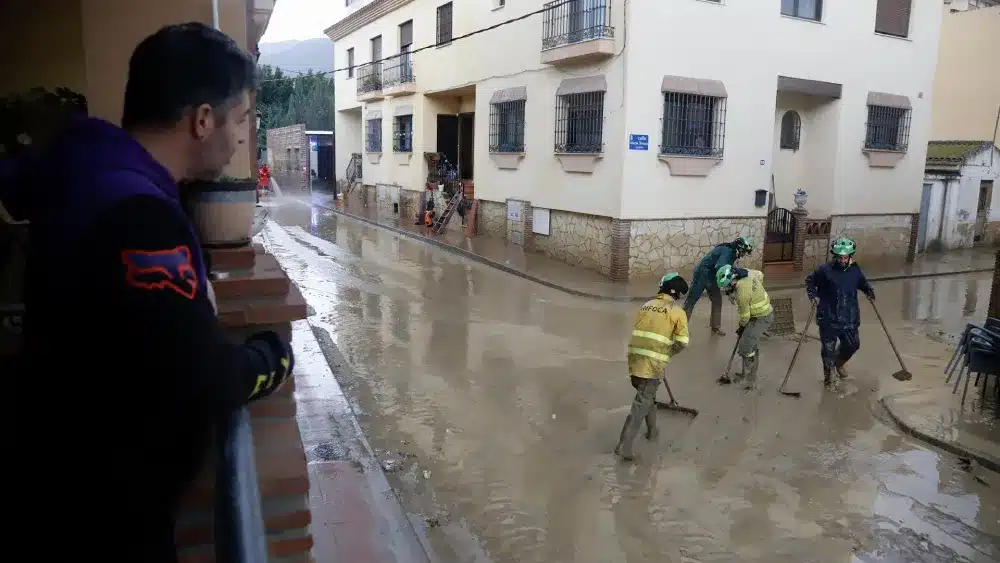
left=122, top=23, right=257, bottom=130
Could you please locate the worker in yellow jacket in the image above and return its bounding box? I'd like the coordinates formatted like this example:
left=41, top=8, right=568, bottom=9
left=615, top=273, right=690, bottom=461
left=716, top=265, right=773, bottom=390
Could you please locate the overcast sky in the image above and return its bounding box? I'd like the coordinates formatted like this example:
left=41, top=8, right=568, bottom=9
left=261, top=0, right=343, bottom=43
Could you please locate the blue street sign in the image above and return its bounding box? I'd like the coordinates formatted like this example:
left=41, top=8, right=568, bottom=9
left=629, top=134, right=649, bottom=151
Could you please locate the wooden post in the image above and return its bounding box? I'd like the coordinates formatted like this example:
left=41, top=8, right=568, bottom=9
left=989, top=249, right=999, bottom=319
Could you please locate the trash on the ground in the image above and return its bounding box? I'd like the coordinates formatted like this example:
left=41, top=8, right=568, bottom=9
left=377, top=449, right=417, bottom=473
left=424, top=511, right=451, bottom=528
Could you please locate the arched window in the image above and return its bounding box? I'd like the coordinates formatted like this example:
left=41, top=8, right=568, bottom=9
left=780, top=110, right=801, bottom=150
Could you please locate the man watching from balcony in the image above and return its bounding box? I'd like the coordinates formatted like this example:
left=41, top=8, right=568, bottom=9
left=17, top=23, right=294, bottom=561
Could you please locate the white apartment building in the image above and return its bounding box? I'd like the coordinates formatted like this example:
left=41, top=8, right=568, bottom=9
left=327, top=0, right=943, bottom=280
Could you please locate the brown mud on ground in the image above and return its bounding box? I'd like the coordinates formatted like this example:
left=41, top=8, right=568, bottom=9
left=263, top=200, right=999, bottom=563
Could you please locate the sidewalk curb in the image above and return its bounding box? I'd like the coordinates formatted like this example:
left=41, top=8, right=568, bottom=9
left=313, top=201, right=993, bottom=302
left=289, top=318, right=436, bottom=562
left=879, top=394, right=1000, bottom=473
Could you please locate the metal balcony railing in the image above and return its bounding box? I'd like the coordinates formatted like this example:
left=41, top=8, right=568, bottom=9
left=214, top=408, right=268, bottom=563
left=356, top=62, right=382, bottom=96
left=382, top=53, right=415, bottom=88
left=541, top=0, right=614, bottom=50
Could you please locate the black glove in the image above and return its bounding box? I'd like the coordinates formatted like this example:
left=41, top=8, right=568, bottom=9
left=736, top=325, right=745, bottom=337
left=866, top=291, right=876, bottom=302
left=245, top=330, right=295, bottom=401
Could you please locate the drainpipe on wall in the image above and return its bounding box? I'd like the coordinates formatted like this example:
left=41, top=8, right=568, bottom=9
left=212, top=0, right=220, bottom=29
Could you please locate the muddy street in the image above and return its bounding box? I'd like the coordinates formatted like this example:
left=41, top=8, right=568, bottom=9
left=261, top=200, right=998, bottom=563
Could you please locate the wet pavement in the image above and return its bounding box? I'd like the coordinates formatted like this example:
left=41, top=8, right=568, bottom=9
left=882, top=389, right=999, bottom=472
left=303, top=192, right=998, bottom=301
left=260, top=198, right=999, bottom=563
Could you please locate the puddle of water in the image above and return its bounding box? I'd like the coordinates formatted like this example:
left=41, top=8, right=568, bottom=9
left=260, top=202, right=1000, bottom=563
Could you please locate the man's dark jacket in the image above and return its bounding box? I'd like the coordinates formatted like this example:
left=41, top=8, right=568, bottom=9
left=13, top=118, right=283, bottom=561
left=806, top=261, right=875, bottom=329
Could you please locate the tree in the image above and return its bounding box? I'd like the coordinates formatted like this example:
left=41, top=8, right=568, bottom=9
left=256, top=66, right=333, bottom=150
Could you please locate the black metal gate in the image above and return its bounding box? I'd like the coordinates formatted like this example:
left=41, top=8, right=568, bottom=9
left=764, top=207, right=796, bottom=263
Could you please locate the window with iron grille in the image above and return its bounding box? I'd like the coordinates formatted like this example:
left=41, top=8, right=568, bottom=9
left=366, top=118, right=382, bottom=152
left=864, top=105, right=911, bottom=152
left=554, top=92, right=604, bottom=153
left=437, top=2, right=453, bottom=45
left=346, top=48, right=354, bottom=78
left=781, top=0, right=822, bottom=21
left=393, top=115, right=413, bottom=152
left=660, top=92, right=726, bottom=157
left=780, top=110, right=801, bottom=150
left=542, top=0, right=614, bottom=50
left=874, top=0, right=912, bottom=38
left=489, top=100, right=525, bottom=153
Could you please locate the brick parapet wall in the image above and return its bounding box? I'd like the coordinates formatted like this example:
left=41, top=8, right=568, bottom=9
left=791, top=208, right=808, bottom=271
left=266, top=124, right=309, bottom=194
left=176, top=245, right=312, bottom=563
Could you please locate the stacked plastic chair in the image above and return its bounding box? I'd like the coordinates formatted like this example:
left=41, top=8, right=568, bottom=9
left=945, top=317, right=1000, bottom=416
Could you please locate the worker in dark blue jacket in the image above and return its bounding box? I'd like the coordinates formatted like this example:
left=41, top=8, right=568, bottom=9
left=806, top=237, right=875, bottom=390
left=683, top=236, right=754, bottom=335
left=12, top=24, right=293, bottom=561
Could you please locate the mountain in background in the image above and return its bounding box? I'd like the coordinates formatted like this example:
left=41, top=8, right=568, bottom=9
left=259, top=38, right=335, bottom=75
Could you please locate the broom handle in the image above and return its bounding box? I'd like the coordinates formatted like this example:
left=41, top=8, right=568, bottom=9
left=869, top=299, right=908, bottom=371
left=779, top=303, right=816, bottom=390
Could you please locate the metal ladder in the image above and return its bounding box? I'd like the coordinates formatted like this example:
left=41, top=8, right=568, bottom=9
left=431, top=190, right=463, bottom=235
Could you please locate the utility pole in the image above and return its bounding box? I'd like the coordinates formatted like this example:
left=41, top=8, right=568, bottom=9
left=990, top=249, right=999, bottom=319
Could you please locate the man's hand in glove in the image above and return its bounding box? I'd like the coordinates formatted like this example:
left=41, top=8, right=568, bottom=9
left=866, top=292, right=876, bottom=302
left=245, top=331, right=295, bottom=401
left=736, top=325, right=745, bottom=337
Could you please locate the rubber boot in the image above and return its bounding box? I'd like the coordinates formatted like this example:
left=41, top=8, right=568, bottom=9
left=645, top=410, right=659, bottom=441
left=742, top=354, right=759, bottom=391
left=835, top=358, right=850, bottom=380
left=823, top=369, right=836, bottom=391
left=614, top=415, right=641, bottom=460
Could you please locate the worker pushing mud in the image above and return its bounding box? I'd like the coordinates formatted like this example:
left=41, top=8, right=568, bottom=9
left=615, top=273, right=690, bottom=461
left=806, top=237, right=875, bottom=390
left=683, top=236, right=754, bottom=336
left=716, top=264, right=773, bottom=390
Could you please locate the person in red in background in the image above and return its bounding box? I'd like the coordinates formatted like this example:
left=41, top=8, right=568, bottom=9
left=257, top=163, right=271, bottom=201
left=423, top=199, right=436, bottom=227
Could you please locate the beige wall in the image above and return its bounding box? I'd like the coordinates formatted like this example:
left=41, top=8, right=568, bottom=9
left=0, top=0, right=88, bottom=97
left=4, top=0, right=260, bottom=177
left=931, top=6, right=1000, bottom=141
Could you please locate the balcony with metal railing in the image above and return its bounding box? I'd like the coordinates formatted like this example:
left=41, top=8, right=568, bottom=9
left=356, top=62, right=383, bottom=102
left=540, top=0, right=615, bottom=65
left=381, top=52, right=416, bottom=97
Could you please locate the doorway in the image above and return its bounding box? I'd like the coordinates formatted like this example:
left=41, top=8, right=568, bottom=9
left=917, top=183, right=932, bottom=252
left=458, top=112, right=475, bottom=180
left=763, top=207, right=796, bottom=263
left=436, top=115, right=459, bottom=170
left=974, top=180, right=993, bottom=244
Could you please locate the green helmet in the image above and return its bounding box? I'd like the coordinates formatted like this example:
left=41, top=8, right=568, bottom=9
left=735, top=236, right=754, bottom=254
left=659, top=272, right=689, bottom=297
left=831, top=237, right=857, bottom=256
left=716, top=264, right=736, bottom=288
